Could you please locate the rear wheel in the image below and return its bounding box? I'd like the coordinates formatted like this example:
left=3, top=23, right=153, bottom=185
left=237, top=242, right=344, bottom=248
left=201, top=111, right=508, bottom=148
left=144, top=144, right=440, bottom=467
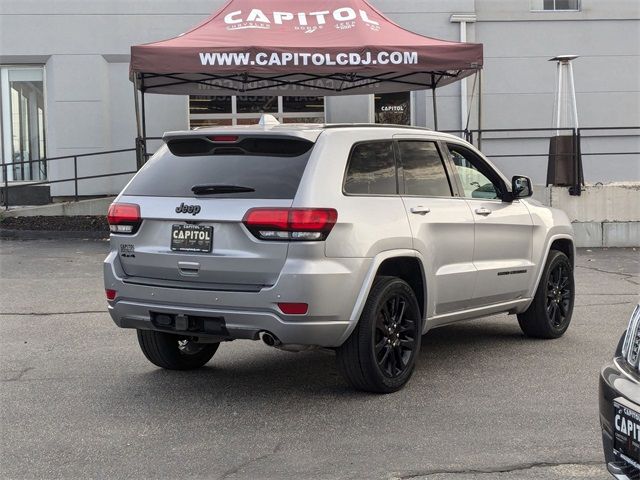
left=517, top=250, right=574, bottom=339
left=336, top=276, right=422, bottom=393
left=136, top=330, right=219, bottom=370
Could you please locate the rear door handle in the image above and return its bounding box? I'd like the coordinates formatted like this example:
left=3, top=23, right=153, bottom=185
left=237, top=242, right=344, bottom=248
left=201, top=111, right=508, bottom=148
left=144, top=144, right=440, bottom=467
left=410, top=206, right=431, bottom=215
left=475, top=208, right=492, bottom=216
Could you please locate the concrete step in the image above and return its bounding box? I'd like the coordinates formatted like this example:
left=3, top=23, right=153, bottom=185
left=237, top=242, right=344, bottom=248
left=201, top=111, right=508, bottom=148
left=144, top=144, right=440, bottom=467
left=0, top=183, right=51, bottom=206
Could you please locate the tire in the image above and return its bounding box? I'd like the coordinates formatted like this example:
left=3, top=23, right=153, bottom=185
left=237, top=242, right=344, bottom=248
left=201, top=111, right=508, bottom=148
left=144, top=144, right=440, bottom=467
left=136, top=329, right=219, bottom=370
left=517, top=250, right=575, bottom=339
left=336, top=276, right=422, bottom=393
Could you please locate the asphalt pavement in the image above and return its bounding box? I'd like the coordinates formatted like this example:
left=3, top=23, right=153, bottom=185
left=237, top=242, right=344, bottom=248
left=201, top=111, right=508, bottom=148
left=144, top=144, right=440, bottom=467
left=1, top=239, right=638, bottom=480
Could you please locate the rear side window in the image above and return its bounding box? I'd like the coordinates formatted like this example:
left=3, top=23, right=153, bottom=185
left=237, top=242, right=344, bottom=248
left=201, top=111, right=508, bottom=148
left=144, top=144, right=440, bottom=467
left=344, top=141, right=397, bottom=195
left=123, top=137, right=313, bottom=199
left=398, top=141, right=452, bottom=197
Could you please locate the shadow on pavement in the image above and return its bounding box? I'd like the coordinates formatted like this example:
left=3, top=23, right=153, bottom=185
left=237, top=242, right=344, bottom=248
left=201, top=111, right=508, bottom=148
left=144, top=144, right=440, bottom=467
left=115, top=316, right=532, bottom=401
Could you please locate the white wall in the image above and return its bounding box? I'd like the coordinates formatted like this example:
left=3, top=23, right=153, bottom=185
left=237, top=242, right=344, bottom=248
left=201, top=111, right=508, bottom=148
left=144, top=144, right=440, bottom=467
left=473, top=0, right=640, bottom=183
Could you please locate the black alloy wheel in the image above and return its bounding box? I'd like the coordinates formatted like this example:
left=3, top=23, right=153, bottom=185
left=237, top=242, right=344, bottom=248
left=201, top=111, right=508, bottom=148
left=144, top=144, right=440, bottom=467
left=375, top=294, right=416, bottom=378
left=545, top=261, right=572, bottom=328
left=337, top=276, right=422, bottom=393
left=518, top=250, right=574, bottom=339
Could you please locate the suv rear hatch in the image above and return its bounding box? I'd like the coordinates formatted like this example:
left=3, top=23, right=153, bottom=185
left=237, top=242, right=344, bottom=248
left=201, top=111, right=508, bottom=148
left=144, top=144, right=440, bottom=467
left=110, top=133, right=318, bottom=291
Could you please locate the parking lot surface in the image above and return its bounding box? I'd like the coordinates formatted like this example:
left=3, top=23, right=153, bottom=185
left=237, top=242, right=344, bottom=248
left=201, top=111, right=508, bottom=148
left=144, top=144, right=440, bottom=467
left=1, top=239, right=638, bottom=479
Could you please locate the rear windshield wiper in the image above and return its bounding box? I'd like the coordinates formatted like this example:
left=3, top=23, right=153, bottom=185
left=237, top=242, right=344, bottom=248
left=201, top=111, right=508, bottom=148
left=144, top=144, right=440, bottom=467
left=192, top=184, right=256, bottom=195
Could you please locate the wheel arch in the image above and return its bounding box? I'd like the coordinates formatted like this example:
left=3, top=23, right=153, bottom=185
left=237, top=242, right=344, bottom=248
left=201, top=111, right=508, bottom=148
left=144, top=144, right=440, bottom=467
left=376, top=256, right=426, bottom=320
left=337, top=250, right=428, bottom=346
left=528, top=234, right=576, bottom=306
left=549, top=237, right=575, bottom=268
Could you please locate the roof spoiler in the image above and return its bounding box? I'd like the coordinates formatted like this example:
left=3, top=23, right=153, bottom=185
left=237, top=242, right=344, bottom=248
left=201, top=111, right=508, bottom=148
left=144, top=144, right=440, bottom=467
left=162, top=134, right=314, bottom=157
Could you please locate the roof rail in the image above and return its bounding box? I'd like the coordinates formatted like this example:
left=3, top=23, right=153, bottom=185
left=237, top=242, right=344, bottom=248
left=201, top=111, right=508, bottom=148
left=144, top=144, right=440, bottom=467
left=322, top=123, right=432, bottom=132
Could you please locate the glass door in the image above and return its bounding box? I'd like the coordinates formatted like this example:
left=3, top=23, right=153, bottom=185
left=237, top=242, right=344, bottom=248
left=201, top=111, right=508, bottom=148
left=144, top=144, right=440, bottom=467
left=1, top=67, right=47, bottom=182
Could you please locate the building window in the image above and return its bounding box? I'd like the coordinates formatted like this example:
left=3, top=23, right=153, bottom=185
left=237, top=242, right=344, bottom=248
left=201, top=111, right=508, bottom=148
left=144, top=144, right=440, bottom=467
left=1, top=66, right=47, bottom=182
left=189, top=95, right=325, bottom=128
left=374, top=92, right=412, bottom=126
left=531, top=0, right=580, bottom=11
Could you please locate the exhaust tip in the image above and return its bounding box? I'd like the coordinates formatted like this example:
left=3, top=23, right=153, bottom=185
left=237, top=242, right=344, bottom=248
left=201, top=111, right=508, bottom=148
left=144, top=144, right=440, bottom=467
left=260, top=331, right=281, bottom=347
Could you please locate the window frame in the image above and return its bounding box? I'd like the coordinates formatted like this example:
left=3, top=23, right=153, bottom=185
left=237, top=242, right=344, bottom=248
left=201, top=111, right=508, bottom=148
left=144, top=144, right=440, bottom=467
left=395, top=139, right=455, bottom=199
left=341, top=138, right=506, bottom=201
left=0, top=64, right=48, bottom=183
left=189, top=95, right=326, bottom=128
left=530, top=0, right=581, bottom=12
left=342, top=139, right=400, bottom=197
left=443, top=141, right=510, bottom=202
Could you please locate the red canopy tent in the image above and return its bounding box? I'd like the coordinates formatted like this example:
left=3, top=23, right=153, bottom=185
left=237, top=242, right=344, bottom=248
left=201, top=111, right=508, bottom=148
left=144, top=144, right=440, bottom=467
left=130, top=0, right=483, bottom=158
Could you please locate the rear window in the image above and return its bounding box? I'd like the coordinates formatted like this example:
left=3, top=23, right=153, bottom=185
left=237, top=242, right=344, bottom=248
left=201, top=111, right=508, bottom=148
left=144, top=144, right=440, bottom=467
left=344, top=141, right=397, bottom=195
left=124, top=137, right=313, bottom=199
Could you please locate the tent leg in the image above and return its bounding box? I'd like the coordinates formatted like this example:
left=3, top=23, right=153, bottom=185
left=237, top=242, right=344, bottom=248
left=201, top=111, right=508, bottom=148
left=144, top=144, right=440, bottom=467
left=133, top=76, right=143, bottom=169
left=141, top=78, right=148, bottom=164
left=133, top=76, right=142, bottom=139
left=141, top=91, right=147, bottom=141
left=431, top=78, right=439, bottom=131
left=477, top=69, right=483, bottom=150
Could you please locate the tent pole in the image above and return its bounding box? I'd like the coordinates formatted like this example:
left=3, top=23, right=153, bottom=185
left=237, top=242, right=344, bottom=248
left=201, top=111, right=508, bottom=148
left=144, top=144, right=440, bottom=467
left=141, top=91, right=147, bottom=139
left=431, top=74, right=438, bottom=131
left=465, top=72, right=478, bottom=132
left=477, top=69, right=483, bottom=150
left=133, top=75, right=142, bottom=138
left=140, top=74, right=148, bottom=164
left=133, top=75, right=143, bottom=169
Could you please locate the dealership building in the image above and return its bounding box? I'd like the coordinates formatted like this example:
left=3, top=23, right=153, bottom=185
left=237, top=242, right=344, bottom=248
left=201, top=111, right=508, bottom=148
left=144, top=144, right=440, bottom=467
left=0, top=0, right=638, bottom=199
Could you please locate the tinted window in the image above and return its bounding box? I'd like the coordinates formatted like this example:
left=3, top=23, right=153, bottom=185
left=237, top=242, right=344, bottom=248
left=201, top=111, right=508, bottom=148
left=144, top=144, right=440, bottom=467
left=344, top=142, right=397, bottom=195
left=448, top=145, right=501, bottom=200
left=398, top=141, right=452, bottom=197
left=124, top=139, right=313, bottom=199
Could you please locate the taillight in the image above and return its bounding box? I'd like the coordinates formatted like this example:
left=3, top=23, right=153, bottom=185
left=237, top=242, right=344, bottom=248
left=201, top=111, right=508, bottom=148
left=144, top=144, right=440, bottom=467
left=105, top=289, right=117, bottom=301
left=107, top=203, right=141, bottom=234
left=243, top=208, right=337, bottom=241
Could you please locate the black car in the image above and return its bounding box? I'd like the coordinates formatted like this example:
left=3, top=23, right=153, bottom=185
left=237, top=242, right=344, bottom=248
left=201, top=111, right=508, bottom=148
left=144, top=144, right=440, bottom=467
left=600, top=304, right=640, bottom=479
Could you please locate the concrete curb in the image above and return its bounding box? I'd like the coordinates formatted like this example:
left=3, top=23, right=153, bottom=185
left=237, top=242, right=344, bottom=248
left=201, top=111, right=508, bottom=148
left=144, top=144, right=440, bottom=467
left=0, top=229, right=108, bottom=240
left=2, top=196, right=115, bottom=217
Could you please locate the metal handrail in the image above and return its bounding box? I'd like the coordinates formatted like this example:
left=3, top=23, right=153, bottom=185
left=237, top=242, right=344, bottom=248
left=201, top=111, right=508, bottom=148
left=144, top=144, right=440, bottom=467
left=2, top=148, right=137, bottom=167
left=441, top=126, right=640, bottom=160
left=2, top=148, right=136, bottom=209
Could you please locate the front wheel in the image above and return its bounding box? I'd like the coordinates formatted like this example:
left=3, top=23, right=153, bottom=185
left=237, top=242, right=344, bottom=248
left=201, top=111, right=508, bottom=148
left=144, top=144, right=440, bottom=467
left=336, top=276, right=422, bottom=393
left=517, top=250, right=575, bottom=339
left=137, top=330, right=219, bottom=370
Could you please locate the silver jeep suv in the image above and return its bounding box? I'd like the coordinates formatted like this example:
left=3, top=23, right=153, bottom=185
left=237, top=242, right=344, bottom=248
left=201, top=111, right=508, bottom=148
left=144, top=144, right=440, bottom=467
left=104, top=121, right=575, bottom=393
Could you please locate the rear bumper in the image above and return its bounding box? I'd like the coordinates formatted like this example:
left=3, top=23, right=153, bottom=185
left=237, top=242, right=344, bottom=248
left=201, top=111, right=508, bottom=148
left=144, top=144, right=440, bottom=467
left=599, top=359, right=640, bottom=479
left=104, top=251, right=370, bottom=347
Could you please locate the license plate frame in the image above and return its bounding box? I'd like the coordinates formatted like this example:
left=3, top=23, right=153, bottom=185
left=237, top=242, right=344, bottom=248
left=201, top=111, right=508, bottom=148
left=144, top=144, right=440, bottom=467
left=613, top=400, right=640, bottom=470
left=170, top=224, right=213, bottom=253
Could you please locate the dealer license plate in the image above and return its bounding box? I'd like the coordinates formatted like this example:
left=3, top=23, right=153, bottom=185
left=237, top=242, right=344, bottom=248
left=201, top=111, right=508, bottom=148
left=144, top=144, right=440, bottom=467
left=613, top=400, right=640, bottom=470
left=170, top=224, right=213, bottom=253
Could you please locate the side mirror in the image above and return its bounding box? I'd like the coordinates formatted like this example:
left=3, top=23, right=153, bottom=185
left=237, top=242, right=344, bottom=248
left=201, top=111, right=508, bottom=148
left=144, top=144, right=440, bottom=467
left=511, top=175, right=533, bottom=199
